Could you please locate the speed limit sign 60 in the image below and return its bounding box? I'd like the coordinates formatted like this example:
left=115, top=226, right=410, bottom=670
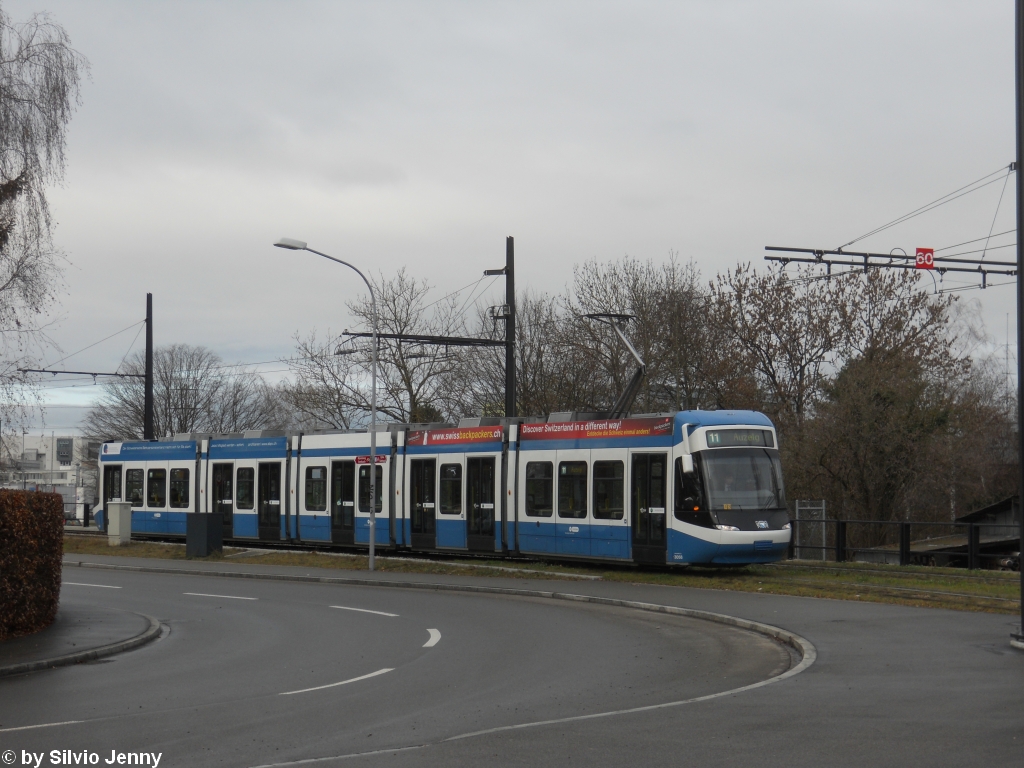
left=915, top=248, right=935, bottom=270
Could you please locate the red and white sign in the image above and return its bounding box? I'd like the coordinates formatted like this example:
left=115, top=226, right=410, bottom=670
left=519, top=416, right=673, bottom=442
left=407, top=426, right=503, bottom=447
left=915, top=248, right=935, bottom=270
left=354, top=455, right=388, bottom=464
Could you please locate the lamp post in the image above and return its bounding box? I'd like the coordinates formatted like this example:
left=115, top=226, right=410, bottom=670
left=274, top=237, right=380, bottom=571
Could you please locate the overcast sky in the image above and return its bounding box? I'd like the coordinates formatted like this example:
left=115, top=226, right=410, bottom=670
left=5, top=0, right=1018, bottom=432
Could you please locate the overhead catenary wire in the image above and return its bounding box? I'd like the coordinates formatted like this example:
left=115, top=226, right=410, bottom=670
left=27, top=266, right=502, bottom=384
left=451, top=276, right=500, bottom=325
left=42, top=319, right=145, bottom=370
left=420, top=274, right=488, bottom=312
left=114, top=321, right=146, bottom=375
left=22, top=273, right=493, bottom=387
left=937, top=242, right=1016, bottom=260
left=450, top=276, right=492, bottom=322
left=837, top=165, right=1014, bottom=250
left=935, top=229, right=1016, bottom=252
left=980, top=166, right=1014, bottom=262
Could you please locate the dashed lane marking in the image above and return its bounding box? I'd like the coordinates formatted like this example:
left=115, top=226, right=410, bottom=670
left=183, top=593, right=258, bottom=600
left=250, top=745, right=425, bottom=767
left=330, top=605, right=398, bottom=617
left=423, top=629, right=441, bottom=648
left=280, top=668, right=394, bottom=696
left=0, top=721, right=84, bottom=733
left=64, top=583, right=121, bottom=589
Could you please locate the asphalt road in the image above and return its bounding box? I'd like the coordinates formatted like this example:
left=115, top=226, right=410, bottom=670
left=1, top=560, right=1022, bottom=767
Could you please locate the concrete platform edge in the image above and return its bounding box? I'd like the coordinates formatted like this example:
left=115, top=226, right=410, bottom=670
left=0, top=612, right=161, bottom=678
left=62, top=559, right=816, bottom=676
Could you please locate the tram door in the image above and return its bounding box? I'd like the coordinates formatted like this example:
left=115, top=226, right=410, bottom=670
left=410, top=459, right=437, bottom=550
left=631, top=453, right=668, bottom=564
left=212, top=463, right=233, bottom=539
left=330, top=460, right=355, bottom=544
left=103, top=465, right=122, bottom=502
left=466, top=456, right=495, bottom=552
left=258, top=463, right=282, bottom=540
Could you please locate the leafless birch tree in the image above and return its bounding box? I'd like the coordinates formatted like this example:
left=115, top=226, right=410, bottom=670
left=0, top=7, right=87, bottom=429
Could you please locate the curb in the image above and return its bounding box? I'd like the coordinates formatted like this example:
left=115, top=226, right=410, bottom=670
left=0, top=612, right=162, bottom=678
left=63, top=559, right=816, bottom=674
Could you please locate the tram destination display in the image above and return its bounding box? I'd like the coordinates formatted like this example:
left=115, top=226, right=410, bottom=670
left=705, top=429, right=775, bottom=448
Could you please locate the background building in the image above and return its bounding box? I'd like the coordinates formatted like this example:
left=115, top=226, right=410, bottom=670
left=0, top=434, right=100, bottom=524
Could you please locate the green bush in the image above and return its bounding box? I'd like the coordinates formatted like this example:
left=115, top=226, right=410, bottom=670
left=0, top=490, right=64, bottom=640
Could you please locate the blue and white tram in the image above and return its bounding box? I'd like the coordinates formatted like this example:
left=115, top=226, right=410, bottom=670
left=96, top=410, right=790, bottom=566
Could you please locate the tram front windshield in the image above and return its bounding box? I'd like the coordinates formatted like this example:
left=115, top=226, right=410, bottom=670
left=700, top=448, right=785, bottom=511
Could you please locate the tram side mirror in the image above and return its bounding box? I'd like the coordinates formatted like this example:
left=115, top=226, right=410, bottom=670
left=681, top=454, right=694, bottom=474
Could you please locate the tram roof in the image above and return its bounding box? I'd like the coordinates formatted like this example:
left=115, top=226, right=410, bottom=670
left=99, top=410, right=775, bottom=459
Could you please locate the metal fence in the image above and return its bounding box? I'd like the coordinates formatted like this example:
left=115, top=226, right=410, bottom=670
left=788, top=518, right=1020, bottom=570
left=60, top=500, right=94, bottom=526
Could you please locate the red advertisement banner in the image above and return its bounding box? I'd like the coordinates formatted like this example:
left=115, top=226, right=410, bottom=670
left=407, top=426, right=504, bottom=447
left=519, top=416, right=673, bottom=441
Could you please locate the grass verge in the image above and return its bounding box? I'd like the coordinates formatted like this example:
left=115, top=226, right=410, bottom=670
left=63, top=535, right=1021, bottom=614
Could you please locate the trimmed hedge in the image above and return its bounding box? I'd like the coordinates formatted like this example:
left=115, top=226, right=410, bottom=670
left=0, top=490, right=64, bottom=641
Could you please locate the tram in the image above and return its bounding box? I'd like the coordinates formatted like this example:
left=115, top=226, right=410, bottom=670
left=96, top=410, right=790, bottom=566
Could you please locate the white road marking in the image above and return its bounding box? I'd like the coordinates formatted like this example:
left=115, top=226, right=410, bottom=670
left=445, top=647, right=817, bottom=742
left=183, top=592, right=258, bottom=600
left=64, top=583, right=121, bottom=589
left=423, top=629, right=441, bottom=648
left=280, top=668, right=393, bottom=696
left=250, top=745, right=425, bottom=767
left=0, top=720, right=83, bottom=733
left=330, top=605, right=398, bottom=617
left=251, top=664, right=811, bottom=766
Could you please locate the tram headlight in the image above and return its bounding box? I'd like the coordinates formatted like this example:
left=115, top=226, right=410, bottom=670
left=715, top=524, right=739, bottom=531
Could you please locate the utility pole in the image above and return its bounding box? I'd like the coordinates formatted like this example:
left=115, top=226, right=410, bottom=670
left=505, top=236, right=516, bottom=418
left=144, top=293, right=154, bottom=440
left=346, top=237, right=517, bottom=418
left=483, top=236, right=516, bottom=417
left=1015, top=0, right=1024, bottom=646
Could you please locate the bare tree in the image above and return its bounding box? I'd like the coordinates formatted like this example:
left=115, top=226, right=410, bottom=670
left=0, top=8, right=87, bottom=429
left=562, top=255, right=754, bottom=414
left=713, top=264, right=847, bottom=429
left=82, top=345, right=283, bottom=440
left=208, top=370, right=286, bottom=434
left=283, top=269, right=466, bottom=427
left=280, top=329, right=362, bottom=430
left=464, top=290, right=596, bottom=417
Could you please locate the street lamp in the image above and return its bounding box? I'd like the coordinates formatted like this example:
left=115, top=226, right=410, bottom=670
left=274, top=237, right=380, bottom=571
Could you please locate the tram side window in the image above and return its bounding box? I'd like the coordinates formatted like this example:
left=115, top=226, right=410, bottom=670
left=147, top=468, right=166, bottom=508
left=524, top=462, right=553, bottom=517
left=674, top=457, right=713, bottom=527
left=558, top=462, right=587, bottom=519
left=592, top=461, right=624, bottom=520
left=125, top=469, right=144, bottom=507
left=169, top=468, right=190, bottom=508
left=358, top=465, right=383, bottom=513
left=439, top=464, right=462, bottom=515
left=236, top=468, right=255, bottom=510
left=306, top=466, right=327, bottom=512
